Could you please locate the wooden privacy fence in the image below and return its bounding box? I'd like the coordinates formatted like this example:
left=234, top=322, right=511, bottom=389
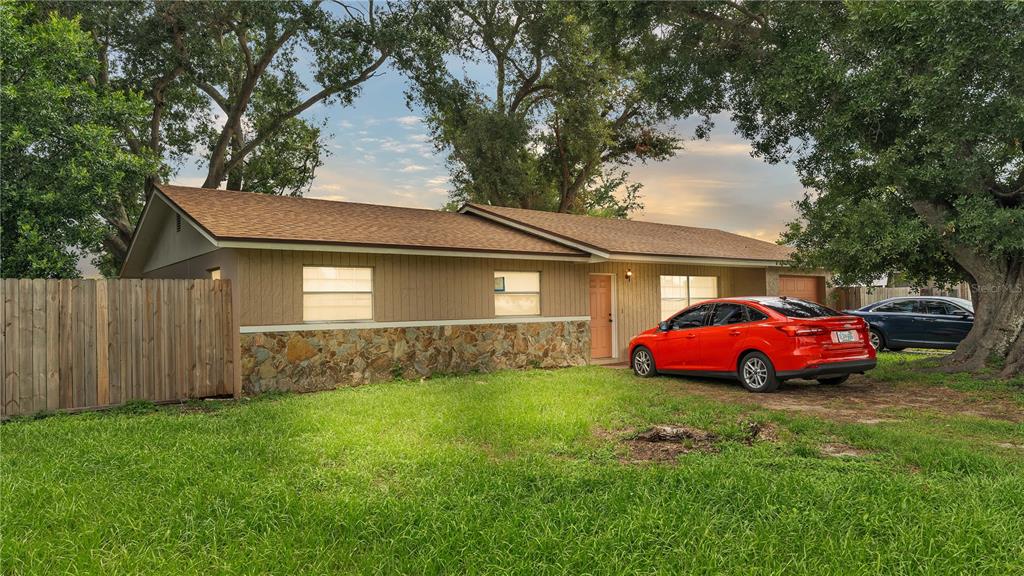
left=834, top=283, right=973, bottom=310
left=1, top=279, right=238, bottom=419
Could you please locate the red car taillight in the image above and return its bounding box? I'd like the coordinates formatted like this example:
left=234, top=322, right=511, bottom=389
left=776, top=325, right=827, bottom=337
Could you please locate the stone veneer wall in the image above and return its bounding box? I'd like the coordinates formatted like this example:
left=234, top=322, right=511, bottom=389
left=240, top=320, right=590, bottom=394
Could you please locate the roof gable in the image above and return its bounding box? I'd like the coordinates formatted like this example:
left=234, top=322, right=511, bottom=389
left=121, top=193, right=218, bottom=277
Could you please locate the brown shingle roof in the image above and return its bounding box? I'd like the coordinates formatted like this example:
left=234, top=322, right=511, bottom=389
left=155, top=184, right=586, bottom=257
left=465, top=203, right=792, bottom=262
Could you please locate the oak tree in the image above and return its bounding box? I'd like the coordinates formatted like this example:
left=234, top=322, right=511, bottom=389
left=399, top=1, right=720, bottom=216
left=631, top=1, right=1024, bottom=376
left=46, top=0, right=404, bottom=269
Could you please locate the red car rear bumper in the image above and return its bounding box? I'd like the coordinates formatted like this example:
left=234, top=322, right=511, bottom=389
left=776, top=358, right=877, bottom=380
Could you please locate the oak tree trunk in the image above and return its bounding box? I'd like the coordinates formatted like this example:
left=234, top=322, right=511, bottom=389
left=940, top=260, right=1024, bottom=378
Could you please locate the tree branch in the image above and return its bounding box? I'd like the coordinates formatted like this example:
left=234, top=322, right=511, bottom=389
left=220, top=51, right=390, bottom=176
left=196, top=81, right=230, bottom=112
left=910, top=199, right=1003, bottom=282
left=235, top=24, right=253, bottom=73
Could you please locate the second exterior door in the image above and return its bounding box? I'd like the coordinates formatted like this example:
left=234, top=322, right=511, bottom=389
left=779, top=275, right=824, bottom=303
left=589, top=275, right=613, bottom=359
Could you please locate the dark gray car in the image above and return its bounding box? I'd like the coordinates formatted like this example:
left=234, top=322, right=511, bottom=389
left=845, top=296, right=973, bottom=351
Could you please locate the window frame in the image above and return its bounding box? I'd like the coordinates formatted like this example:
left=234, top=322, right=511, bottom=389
left=493, top=270, right=541, bottom=317
left=659, top=275, right=719, bottom=320
left=302, top=265, right=375, bottom=323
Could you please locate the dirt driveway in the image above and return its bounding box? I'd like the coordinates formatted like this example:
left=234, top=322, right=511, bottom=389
left=652, top=373, right=1024, bottom=424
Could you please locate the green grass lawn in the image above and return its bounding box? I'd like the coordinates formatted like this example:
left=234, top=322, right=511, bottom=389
left=3, top=357, right=1023, bottom=575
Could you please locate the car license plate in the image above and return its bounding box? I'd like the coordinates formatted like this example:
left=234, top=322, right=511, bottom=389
left=834, top=330, right=858, bottom=343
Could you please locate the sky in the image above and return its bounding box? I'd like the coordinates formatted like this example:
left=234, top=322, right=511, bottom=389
left=173, top=61, right=807, bottom=244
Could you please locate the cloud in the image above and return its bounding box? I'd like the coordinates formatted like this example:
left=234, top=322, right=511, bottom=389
left=312, top=182, right=343, bottom=193
left=174, top=175, right=208, bottom=188
left=681, top=141, right=754, bottom=156
left=395, top=115, right=422, bottom=127
left=399, top=164, right=428, bottom=173
left=314, top=194, right=349, bottom=202
left=731, top=228, right=784, bottom=242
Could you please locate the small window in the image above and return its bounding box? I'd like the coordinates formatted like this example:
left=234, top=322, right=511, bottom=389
left=659, top=275, right=718, bottom=319
left=874, top=300, right=918, bottom=313
left=710, top=303, right=745, bottom=326
left=669, top=304, right=712, bottom=330
left=744, top=307, right=768, bottom=322
left=762, top=298, right=841, bottom=318
left=689, top=276, right=718, bottom=305
left=303, top=266, right=373, bottom=322
left=494, top=271, right=540, bottom=316
left=923, top=300, right=960, bottom=315
left=208, top=268, right=221, bottom=281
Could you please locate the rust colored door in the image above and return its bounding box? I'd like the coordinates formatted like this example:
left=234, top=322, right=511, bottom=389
left=589, top=275, right=613, bottom=359
left=779, top=275, right=824, bottom=303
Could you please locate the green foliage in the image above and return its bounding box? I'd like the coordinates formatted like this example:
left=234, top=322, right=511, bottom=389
left=1, top=4, right=156, bottom=278
left=24, top=0, right=404, bottom=272
left=3, top=366, right=1024, bottom=573
left=399, top=1, right=702, bottom=216
left=617, top=2, right=1023, bottom=288
left=733, top=2, right=1023, bottom=286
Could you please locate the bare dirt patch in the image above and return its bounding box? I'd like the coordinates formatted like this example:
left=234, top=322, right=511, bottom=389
left=606, top=420, right=779, bottom=464
left=649, top=373, right=1024, bottom=424
left=621, top=425, right=718, bottom=463
left=820, top=442, right=875, bottom=458
left=994, top=442, right=1024, bottom=451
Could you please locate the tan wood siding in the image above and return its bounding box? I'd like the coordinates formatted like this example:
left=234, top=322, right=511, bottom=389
left=143, top=247, right=778, bottom=363
left=234, top=249, right=589, bottom=326
left=587, top=262, right=768, bottom=360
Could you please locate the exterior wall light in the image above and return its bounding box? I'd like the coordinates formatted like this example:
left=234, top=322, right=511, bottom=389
left=625, top=268, right=633, bottom=283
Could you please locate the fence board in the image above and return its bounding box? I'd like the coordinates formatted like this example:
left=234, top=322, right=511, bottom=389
left=32, top=279, right=46, bottom=413
left=96, top=280, right=110, bottom=406
left=18, top=279, right=33, bottom=413
left=1, top=278, right=234, bottom=418
left=4, top=280, right=18, bottom=415
left=45, top=281, right=59, bottom=411
left=58, top=281, right=72, bottom=409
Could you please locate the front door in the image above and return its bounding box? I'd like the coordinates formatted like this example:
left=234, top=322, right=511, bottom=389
left=657, top=304, right=713, bottom=370
left=698, top=303, right=748, bottom=372
left=589, top=275, right=613, bottom=359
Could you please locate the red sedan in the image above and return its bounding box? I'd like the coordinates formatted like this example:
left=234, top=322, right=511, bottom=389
left=628, top=297, right=876, bottom=392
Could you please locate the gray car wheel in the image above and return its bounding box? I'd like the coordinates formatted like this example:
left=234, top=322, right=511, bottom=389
left=869, top=329, right=884, bottom=351
left=631, top=347, right=656, bottom=378
left=738, top=352, right=780, bottom=393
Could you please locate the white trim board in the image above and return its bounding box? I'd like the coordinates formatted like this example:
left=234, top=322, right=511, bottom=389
left=241, top=315, right=591, bottom=334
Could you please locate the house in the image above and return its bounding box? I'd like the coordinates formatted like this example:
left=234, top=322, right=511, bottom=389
left=122, top=184, right=829, bottom=393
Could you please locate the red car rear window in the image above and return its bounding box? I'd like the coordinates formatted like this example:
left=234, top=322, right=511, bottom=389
left=761, top=299, right=841, bottom=318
